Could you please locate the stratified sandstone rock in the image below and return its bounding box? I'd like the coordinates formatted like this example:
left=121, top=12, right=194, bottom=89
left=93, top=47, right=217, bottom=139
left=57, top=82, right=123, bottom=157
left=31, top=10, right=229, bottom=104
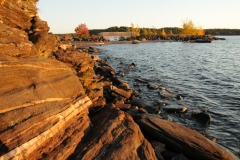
left=0, top=0, right=57, bottom=57
left=28, top=16, right=57, bottom=57
left=0, top=55, right=92, bottom=159
left=135, top=115, right=239, bottom=160
left=95, top=59, right=115, bottom=77
left=0, top=0, right=37, bottom=30
left=0, top=23, right=37, bottom=56
left=68, top=105, right=157, bottom=160
left=54, top=50, right=94, bottom=74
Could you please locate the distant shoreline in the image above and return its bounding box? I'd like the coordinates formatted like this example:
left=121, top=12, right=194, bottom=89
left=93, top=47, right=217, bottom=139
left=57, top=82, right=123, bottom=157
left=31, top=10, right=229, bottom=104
left=71, top=40, right=176, bottom=48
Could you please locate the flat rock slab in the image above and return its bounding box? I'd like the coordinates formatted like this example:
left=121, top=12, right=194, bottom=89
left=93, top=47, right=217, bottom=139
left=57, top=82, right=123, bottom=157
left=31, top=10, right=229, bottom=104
left=135, top=115, right=239, bottom=160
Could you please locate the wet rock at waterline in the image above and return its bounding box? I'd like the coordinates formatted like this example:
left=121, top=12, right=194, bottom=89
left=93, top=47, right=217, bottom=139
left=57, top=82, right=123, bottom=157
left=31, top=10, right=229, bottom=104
left=147, top=82, right=159, bottom=89
left=127, top=98, right=147, bottom=108
left=128, top=63, right=136, bottom=69
left=138, top=108, right=148, bottom=114
left=176, top=94, right=184, bottom=100
left=135, top=77, right=149, bottom=83
left=159, top=89, right=173, bottom=98
left=134, top=115, right=239, bottom=160
left=144, top=106, right=161, bottom=114
left=88, top=46, right=102, bottom=53
left=163, top=105, right=188, bottom=113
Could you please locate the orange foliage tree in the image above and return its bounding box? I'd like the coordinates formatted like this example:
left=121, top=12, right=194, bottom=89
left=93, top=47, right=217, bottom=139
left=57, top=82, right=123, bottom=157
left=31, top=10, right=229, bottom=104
left=161, top=28, right=166, bottom=36
left=197, top=26, right=205, bottom=35
left=181, top=19, right=205, bottom=35
left=75, top=23, right=89, bottom=37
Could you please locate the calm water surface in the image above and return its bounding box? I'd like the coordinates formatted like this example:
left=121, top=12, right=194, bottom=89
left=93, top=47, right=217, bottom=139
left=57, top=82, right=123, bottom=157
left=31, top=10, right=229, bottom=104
left=97, top=36, right=240, bottom=156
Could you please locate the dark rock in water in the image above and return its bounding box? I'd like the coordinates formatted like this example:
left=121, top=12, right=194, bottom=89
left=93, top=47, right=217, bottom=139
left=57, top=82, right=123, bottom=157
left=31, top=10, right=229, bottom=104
left=135, top=115, right=239, bottom=160
left=163, top=105, right=187, bottom=113
left=176, top=94, right=184, bottom=100
left=192, top=112, right=211, bottom=124
left=147, top=83, right=159, bottom=89
left=128, top=63, right=135, bottom=69
left=145, top=106, right=161, bottom=115
left=150, top=141, right=165, bottom=160
left=137, top=88, right=143, bottom=92
left=138, top=108, right=148, bottom=114
left=127, top=98, right=147, bottom=108
left=159, top=90, right=173, bottom=98
left=135, top=78, right=149, bottom=83
left=171, top=153, right=188, bottom=160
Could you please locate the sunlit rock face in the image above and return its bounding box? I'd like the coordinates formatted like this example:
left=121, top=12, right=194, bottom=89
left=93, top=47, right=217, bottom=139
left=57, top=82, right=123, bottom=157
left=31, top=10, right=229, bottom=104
left=0, top=0, right=56, bottom=57
left=0, top=54, right=92, bottom=159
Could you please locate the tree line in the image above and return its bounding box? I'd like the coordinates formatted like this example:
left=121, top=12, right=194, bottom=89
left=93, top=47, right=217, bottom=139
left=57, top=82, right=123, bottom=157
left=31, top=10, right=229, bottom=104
left=90, top=27, right=240, bottom=36
left=60, top=21, right=240, bottom=41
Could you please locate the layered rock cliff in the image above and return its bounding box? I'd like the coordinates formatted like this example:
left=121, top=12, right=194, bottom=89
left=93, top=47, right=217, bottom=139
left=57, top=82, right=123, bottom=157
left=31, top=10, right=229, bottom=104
left=0, top=1, right=157, bottom=159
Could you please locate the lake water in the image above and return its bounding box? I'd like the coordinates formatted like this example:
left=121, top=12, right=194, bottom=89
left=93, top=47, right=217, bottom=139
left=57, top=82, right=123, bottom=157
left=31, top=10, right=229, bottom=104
left=97, top=36, right=240, bottom=157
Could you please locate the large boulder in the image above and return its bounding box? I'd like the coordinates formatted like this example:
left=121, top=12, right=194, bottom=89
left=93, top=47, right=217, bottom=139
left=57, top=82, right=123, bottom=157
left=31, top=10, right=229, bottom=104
left=135, top=115, right=239, bottom=160
left=0, top=55, right=92, bottom=159
left=68, top=105, right=157, bottom=160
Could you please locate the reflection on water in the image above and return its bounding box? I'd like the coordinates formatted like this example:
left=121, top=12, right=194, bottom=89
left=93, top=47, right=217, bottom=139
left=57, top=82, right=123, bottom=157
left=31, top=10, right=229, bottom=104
left=97, top=36, right=240, bottom=157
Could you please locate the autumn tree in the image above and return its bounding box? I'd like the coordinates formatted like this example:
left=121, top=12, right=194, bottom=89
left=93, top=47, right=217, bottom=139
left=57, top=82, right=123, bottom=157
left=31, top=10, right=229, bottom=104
left=197, top=26, right=205, bottom=35
left=151, top=27, right=158, bottom=36
left=181, top=19, right=205, bottom=35
left=161, top=28, right=166, bottom=36
left=142, top=28, right=149, bottom=36
left=75, top=23, right=89, bottom=37
left=127, top=23, right=140, bottom=37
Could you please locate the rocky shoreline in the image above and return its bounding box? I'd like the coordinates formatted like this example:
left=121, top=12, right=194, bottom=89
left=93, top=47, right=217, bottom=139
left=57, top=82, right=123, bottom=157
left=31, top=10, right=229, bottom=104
left=0, top=0, right=238, bottom=160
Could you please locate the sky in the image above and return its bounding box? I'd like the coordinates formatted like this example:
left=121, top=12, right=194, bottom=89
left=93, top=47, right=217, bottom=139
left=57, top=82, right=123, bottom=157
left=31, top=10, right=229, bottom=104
left=37, top=0, right=240, bottom=34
